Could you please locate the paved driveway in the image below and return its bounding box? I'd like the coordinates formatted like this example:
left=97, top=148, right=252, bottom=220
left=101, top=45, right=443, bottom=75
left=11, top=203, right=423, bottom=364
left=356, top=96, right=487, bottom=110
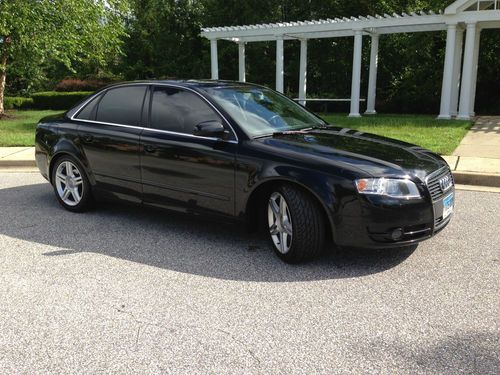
left=0, top=172, right=498, bottom=374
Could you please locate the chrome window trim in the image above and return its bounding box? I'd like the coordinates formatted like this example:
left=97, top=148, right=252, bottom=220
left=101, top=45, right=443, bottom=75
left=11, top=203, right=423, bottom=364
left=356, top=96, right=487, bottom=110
left=72, top=118, right=238, bottom=144
left=70, top=82, right=239, bottom=143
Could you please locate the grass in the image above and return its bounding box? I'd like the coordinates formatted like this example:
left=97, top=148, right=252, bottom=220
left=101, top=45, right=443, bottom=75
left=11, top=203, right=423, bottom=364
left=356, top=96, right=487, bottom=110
left=0, top=110, right=63, bottom=146
left=0, top=110, right=473, bottom=155
left=320, top=113, right=473, bottom=155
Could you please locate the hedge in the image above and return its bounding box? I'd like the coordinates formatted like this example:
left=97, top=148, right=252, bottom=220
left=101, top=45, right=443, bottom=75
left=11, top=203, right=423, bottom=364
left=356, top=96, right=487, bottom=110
left=55, top=78, right=109, bottom=92
left=4, top=96, right=34, bottom=110
left=30, top=91, right=93, bottom=110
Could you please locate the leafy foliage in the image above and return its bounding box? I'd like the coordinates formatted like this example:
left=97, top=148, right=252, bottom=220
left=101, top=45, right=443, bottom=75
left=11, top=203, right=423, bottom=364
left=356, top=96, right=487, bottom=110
left=0, top=0, right=129, bottom=112
left=1, top=0, right=499, bottom=115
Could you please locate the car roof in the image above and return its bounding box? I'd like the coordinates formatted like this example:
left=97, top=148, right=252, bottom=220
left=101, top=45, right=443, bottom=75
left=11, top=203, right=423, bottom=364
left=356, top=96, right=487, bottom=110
left=102, top=79, right=258, bottom=90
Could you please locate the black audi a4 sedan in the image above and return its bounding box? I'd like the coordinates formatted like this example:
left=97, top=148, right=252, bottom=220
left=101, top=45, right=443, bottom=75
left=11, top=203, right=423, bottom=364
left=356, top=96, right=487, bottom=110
left=35, top=80, right=454, bottom=263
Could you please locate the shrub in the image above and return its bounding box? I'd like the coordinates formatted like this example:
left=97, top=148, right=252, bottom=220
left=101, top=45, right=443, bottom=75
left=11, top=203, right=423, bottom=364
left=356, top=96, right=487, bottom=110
left=31, top=91, right=93, bottom=110
left=4, top=96, right=34, bottom=109
left=55, top=78, right=109, bottom=92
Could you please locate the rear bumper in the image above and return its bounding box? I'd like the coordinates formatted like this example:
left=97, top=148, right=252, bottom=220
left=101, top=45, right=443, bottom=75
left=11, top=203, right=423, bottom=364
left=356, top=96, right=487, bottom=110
left=35, top=142, right=50, bottom=181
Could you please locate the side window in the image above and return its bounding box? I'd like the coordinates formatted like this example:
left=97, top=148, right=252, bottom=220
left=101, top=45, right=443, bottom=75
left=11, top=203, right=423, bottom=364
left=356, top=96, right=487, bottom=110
left=150, top=87, right=222, bottom=134
left=75, top=94, right=101, bottom=120
left=96, top=86, right=147, bottom=126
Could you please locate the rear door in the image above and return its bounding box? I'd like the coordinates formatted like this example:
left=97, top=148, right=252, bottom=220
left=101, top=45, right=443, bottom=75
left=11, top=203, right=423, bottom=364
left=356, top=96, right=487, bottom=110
left=140, top=85, right=237, bottom=217
left=74, top=85, right=148, bottom=202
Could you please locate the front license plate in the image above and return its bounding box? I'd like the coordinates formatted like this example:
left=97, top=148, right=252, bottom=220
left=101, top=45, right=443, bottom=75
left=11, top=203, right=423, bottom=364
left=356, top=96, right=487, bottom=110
left=442, top=193, right=454, bottom=219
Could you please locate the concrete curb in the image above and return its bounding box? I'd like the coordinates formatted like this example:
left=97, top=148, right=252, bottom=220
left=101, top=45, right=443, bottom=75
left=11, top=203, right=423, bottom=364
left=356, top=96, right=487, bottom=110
left=0, top=159, right=36, bottom=167
left=452, top=171, right=500, bottom=188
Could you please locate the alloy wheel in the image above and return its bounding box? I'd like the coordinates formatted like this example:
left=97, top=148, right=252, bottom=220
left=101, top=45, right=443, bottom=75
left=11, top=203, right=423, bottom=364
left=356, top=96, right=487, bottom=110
left=55, top=161, right=84, bottom=206
left=267, top=192, right=293, bottom=254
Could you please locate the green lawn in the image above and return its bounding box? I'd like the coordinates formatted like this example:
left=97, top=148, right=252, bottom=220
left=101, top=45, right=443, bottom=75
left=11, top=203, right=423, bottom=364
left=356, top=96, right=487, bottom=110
left=320, top=113, right=473, bottom=155
left=0, top=110, right=63, bottom=146
left=0, top=110, right=473, bottom=155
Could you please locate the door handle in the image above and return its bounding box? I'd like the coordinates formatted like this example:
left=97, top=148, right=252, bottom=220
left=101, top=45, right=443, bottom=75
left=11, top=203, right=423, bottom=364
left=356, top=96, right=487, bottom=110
left=82, top=134, right=93, bottom=143
left=143, top=144, right=157, bottom=153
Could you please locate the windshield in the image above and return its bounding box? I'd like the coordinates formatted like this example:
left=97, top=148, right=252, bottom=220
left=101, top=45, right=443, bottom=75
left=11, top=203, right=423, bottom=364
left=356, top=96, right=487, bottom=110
left=202, top=86, right=326, bottom=138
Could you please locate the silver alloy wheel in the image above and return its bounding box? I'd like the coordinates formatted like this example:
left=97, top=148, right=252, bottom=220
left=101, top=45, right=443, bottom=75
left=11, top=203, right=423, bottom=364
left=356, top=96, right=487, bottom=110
left=268, top=192, right=293, bottom=254
left=55, top=161, right=84, bottom=206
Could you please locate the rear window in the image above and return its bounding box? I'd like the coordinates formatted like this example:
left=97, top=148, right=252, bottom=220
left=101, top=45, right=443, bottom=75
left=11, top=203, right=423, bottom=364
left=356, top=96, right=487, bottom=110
left=95, top=86, right=147, bottom=126
left=75, top=94, right=101, bottom=121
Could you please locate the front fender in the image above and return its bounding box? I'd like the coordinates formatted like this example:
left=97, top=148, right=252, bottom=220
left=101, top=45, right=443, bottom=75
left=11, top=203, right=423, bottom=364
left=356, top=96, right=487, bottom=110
left=236, top=162, right=356, bottom=237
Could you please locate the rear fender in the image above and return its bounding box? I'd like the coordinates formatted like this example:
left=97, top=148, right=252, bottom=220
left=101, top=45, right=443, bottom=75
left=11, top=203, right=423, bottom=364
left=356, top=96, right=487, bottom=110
left=49, top=139, right=96, bottom=185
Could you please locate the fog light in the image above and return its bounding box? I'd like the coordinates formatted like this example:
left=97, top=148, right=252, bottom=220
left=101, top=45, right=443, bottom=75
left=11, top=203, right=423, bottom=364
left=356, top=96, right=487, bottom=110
left=391, top=228, right=404, bottom=240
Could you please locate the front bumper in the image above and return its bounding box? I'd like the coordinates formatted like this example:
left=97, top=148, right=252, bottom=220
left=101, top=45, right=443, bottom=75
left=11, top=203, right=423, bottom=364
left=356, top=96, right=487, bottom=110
left=333, top=187, right=454, bottom=249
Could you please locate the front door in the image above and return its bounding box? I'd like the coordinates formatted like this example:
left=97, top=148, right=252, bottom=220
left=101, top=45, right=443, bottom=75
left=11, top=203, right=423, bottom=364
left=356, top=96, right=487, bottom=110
left=140, top=86, right=237, bottom=217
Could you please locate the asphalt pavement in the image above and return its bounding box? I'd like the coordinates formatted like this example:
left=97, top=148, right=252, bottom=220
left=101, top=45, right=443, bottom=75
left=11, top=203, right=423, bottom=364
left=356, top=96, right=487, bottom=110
left=0, top=172, right=499, bottom=374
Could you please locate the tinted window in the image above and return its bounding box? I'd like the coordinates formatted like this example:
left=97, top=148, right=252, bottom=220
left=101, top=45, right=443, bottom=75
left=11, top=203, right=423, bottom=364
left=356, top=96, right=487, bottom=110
left=201, top=86, right=325, bottom=138
left=96, top=86, right=147, bottom=126
left=150, top=87, right=221, bottom=134
left=75, top=94, right=101, bottom=120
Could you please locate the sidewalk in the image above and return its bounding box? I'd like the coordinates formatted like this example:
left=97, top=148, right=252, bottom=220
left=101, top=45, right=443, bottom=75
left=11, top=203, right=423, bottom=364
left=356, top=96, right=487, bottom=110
left=445, top=116, right=500, bottom=187
left=0, top=147, right=35, bottom=167
left=1, top=117, right=499, bottom=187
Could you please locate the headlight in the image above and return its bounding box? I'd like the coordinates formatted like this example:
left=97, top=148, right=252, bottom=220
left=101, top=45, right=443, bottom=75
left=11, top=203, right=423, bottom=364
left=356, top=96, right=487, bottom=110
left=355, top=178, right=421, bottom=199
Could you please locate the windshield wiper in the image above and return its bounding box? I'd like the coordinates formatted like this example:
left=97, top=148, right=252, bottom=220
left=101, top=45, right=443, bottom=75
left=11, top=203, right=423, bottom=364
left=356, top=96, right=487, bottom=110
left=308, top=124, right=330, bottom=130
left=273, top=128, right=312, bottom=135
left=273, top=125, right=330, bottom=135
left=253, top=125, right=329, bottom=139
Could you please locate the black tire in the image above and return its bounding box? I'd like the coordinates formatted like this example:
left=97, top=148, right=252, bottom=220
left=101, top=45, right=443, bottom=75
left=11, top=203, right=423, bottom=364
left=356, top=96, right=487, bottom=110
left=51, top=155, right=94, bottom=212
left=266, top=184, right=325, bottom=263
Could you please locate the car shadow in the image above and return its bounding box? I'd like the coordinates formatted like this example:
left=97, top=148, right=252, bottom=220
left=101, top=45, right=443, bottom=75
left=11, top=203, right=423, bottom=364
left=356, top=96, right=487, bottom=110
left=0, top=183, right=417, bottom=282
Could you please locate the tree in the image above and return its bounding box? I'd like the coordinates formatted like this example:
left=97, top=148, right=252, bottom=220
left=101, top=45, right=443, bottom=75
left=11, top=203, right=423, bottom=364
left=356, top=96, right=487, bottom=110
left=121, top=0, right=207, bottom=80
left=0, top=0, right=129, bottom=115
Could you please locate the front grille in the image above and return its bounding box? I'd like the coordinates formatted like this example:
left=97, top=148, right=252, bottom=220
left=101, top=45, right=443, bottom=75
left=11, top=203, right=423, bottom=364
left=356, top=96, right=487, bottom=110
left=426, top=167, right=454, bottom=201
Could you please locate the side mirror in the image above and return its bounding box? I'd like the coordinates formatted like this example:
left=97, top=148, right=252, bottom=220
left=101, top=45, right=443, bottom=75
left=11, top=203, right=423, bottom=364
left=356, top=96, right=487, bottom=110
left=193, top=120, right=227, bottom=138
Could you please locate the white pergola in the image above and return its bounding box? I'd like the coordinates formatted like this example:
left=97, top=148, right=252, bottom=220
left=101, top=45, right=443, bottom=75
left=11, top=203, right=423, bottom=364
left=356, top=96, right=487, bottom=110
left=201, top=0, right=500, bottom=120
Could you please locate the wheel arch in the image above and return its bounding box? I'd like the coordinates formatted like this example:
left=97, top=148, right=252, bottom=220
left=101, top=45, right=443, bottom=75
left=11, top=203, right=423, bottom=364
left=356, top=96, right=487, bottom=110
left=243, top=177, right=336, bottom=240
left=48, top=142, right=94, bottom=185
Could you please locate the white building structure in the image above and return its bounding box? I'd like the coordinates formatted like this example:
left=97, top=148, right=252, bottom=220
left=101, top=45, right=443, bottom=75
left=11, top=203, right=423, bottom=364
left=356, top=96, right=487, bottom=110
left=201, top=0, right=500, bottom=120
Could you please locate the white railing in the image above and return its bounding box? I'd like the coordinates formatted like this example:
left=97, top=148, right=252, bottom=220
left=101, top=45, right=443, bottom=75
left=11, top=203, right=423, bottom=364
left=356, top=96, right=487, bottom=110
left=472, top=0, right=499, bottom=11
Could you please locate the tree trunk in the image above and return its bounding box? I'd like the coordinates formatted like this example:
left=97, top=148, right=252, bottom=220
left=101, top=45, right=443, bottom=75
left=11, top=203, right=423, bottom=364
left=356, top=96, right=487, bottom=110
left=0, top=36, right=11, bottom=116
left=0, top=66, right=6, bottom=116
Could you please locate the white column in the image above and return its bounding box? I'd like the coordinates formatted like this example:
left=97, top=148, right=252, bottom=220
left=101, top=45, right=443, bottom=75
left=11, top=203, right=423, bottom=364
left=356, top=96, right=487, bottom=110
left=438, top=24, right=457, bottom=119
left=458, top=23, right=477, bottom=120
left=365, top=34, right=379, bottom=115
left=450, top=27, right=464, bottom=117
left=298, top=39, right=307, bottom=106
left=469, top=27, right=481, bottom=116
left=349, top=30, right=363, bottom=118
left=238, top=42, right=246, bottom=82
left=210, top=39, right=219, bottom=80
left=275, top=37, right=284, bottom=93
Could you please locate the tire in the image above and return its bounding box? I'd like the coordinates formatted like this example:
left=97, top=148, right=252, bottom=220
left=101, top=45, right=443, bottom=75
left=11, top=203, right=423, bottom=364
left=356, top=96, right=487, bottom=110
left=266, top=184, right=325, bottom=263
left=51, top=155, right=93, bottom=212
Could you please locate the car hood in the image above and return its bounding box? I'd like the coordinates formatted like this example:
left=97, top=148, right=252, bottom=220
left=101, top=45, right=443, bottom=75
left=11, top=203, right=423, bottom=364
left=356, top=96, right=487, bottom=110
left=254, top=127, right=447, bottom=180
